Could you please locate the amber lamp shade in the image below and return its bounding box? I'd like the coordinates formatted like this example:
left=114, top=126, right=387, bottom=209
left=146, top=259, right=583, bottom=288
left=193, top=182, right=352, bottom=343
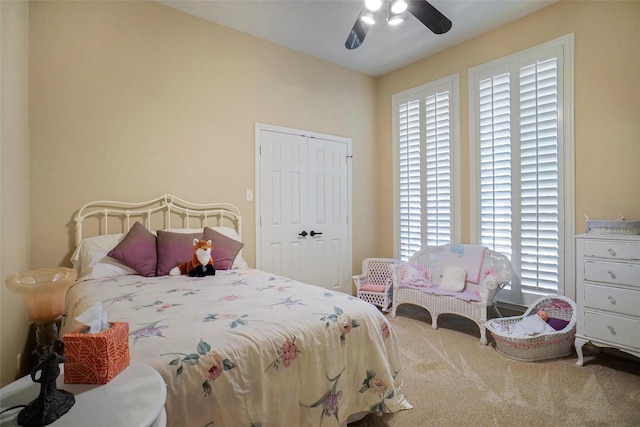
left=5, top=267, right=76, bottom=324
left=5, top=267, right=77, bottom=427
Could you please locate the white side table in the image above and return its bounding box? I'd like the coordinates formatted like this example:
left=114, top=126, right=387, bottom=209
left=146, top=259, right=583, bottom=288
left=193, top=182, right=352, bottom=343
left=1, top=361, right=166, bottom=427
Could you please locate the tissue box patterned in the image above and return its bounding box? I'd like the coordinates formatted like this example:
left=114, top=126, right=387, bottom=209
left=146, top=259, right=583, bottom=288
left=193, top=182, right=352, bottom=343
left=63, top=322, right=130, bottom=384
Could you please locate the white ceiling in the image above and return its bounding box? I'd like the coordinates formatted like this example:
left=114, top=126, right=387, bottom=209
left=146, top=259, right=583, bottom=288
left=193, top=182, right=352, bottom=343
left=157, top=0, right=556, bottom=77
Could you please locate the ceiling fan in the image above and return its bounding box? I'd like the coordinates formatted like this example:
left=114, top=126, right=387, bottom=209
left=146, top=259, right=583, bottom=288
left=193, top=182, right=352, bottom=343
left=345, top=0, right=452, bottom=50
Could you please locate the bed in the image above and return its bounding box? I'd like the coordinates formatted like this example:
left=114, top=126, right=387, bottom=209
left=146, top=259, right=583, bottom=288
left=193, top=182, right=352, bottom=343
left=61, top=194, right=412, bottom=426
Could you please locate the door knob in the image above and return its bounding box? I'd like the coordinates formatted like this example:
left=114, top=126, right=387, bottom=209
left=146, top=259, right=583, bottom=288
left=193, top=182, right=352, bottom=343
left=310, top=231, right=323, bottom=237
left=298, top=231, right=308, bottom=237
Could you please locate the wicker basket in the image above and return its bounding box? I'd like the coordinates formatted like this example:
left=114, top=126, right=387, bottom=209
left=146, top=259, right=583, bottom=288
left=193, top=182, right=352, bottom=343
left=487, top=295, right=576, bottom=361
left=587, top=219, right=640, bottom=235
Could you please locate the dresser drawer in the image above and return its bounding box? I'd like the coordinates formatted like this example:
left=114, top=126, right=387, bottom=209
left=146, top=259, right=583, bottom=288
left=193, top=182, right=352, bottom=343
left=583, top=240, right=640, bottom=261
left=583, top=311, right=640, bottom=349
left=582, top=283, right=640, bottom=316
left=583, top=260, right=640, bottom=288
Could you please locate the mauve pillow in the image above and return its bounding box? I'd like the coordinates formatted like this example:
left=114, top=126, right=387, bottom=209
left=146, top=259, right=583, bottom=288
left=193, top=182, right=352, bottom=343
left=156, top=230, right=203, bottom=276
left=107, top=222, right=157, bottom=277
left=203, top=227, right=245, bottom=270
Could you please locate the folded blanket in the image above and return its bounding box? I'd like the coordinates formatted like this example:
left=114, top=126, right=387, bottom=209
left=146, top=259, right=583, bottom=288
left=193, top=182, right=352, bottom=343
left=442, top=244, right=486, bottom=284
left=506, top=315, right=555, bottom=337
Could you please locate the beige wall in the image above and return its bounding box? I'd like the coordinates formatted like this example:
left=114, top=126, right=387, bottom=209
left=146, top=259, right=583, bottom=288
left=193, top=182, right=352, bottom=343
left=375, top=0, right=640, bottom=256
left=1, top=0, right=32, bottom=387
left=28, top=0, right=377, bottom=271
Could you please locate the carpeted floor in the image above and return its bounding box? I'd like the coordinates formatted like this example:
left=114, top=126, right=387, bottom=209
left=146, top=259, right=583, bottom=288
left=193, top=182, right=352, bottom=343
left=350, top=305, right=640, bottom=427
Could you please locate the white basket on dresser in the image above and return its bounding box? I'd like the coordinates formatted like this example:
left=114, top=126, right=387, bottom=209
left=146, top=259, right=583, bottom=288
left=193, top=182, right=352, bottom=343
left=574, top=233, right=640, bottom=366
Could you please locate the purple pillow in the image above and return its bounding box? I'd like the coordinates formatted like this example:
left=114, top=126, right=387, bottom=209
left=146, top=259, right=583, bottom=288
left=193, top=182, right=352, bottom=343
left=107, top=222, right=157, bottom=277
left=156, top=230, right=203, bottom=276
left=203, top=227, right=245, bottom=270
left=547, top=317, right=570, bottom=331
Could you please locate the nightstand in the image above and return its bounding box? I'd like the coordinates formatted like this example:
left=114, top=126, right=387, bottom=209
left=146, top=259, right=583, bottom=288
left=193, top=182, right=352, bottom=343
left=0, top=361, right=166, bottom=426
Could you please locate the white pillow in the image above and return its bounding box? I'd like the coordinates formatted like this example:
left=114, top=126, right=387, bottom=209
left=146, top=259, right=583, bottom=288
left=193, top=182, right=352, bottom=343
left=163, top=228, right=204, bottom=234
left=439, top=265, right=467, bottom=292
left=71, top=234, right=136, bottom=281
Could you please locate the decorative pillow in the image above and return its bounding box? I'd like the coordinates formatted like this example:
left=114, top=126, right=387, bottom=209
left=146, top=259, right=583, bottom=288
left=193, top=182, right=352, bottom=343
left=156, top=230, right=203, bottom=275
left=360, top=283, right=387, bottom=292
left=71, top=234, right=137, bottom=281
left=439, top=265, right=467, bottom=292
left=547, top=317, right=570, bottom=331
left=399, top=263, right=431, bottom=287
left=107, top=222, right=157, bottom=277
left=207, top=226, right=248, bottom=267
left=203, top=227, right=245, bottom=270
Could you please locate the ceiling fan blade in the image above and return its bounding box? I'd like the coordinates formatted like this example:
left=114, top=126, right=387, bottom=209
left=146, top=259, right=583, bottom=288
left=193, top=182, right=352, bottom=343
left=408, top=0, right=452, bottom=34
left=345, top=9, right=370, bottom=49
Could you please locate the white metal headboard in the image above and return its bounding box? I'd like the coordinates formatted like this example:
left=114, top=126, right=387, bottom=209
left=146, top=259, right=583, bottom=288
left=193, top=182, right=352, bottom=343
left=74, top=194, right=242, bottom=247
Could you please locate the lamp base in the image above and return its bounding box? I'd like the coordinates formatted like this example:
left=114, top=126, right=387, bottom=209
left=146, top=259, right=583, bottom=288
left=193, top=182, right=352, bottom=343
left=17, top=348, right=75, bottom=427
left=17, top=388, right=75, bottom=427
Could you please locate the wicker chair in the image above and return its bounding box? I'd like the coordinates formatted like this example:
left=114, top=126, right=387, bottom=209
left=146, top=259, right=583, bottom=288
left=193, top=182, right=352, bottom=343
left=353, top=258, right=400, bottom=311
left=391, top=245, right=512, bottom=345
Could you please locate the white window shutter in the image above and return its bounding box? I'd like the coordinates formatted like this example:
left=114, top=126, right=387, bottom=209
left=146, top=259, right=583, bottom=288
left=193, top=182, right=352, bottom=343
left=519, top=57, right=560, bottom=291
left=398, top=99, right=422, bottom=260
left=425, top=91, right=453, bottom=246
left=395, top=76, right=458, bottom=261
left=479, top=72, right=513, bottom=258
left=470, top=35, right=571, bottom=300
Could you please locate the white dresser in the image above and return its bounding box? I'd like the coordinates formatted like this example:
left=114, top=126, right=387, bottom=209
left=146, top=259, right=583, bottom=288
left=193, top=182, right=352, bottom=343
left=575, top=234, right=640, bottom=366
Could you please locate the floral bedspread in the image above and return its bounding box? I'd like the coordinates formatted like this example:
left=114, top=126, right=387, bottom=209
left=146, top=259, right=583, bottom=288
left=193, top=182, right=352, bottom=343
left=62, top=268, right=412, bottom=426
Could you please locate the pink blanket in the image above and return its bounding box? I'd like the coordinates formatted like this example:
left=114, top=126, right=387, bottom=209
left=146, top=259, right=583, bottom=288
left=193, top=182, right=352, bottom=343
left=442, top=244, right=486, bottom=284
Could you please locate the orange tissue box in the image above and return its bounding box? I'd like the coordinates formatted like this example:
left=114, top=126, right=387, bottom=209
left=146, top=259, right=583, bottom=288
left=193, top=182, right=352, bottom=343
left=63, top=322, right=130, bottom=384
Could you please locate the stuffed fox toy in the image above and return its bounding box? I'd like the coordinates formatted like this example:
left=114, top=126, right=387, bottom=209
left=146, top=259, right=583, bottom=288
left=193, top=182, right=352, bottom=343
left=169, top=238, right=216, bottom=277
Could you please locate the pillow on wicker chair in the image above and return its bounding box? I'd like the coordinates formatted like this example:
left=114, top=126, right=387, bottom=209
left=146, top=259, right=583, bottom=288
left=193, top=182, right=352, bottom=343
left=399, top=263, right=431, bottom=287
left=360, top=283, right=387, bottom=292
left=439, top=265, right=467, bottom=291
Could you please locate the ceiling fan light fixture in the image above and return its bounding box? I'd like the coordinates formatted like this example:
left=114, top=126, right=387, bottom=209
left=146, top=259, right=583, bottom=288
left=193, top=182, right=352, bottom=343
left=360, top=10, right=376, bottom=25
left=364, top=0, right=382, bottom=12
left=387, top=12, right=404, bottom=26
left=390, top=0, right=408, bottom=14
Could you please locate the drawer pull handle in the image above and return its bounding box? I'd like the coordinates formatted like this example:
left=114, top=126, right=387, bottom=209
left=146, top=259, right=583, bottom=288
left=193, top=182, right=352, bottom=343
left=608, top=248, right=617, bottom=257
left=607, top=270, right=616, bottom=279
left=607, top=296, right=617, bottom=305
left=607, top=325, right=617, bottom=336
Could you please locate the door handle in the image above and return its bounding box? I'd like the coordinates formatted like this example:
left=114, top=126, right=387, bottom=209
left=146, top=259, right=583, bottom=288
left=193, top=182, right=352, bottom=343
left=298, top=231, right=308, bottom=237
left=310, top=231, right=323, bottom=237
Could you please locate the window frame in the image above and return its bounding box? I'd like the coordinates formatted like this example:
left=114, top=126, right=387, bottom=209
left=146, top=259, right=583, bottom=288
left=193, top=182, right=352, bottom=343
left=392, top=74, right=462, bottom=260
left=468, top=34, right=575, bottom=306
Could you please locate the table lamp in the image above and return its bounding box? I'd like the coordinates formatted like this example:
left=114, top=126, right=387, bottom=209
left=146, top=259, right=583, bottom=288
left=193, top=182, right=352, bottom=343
left=5, top=267, right=77, bottom=427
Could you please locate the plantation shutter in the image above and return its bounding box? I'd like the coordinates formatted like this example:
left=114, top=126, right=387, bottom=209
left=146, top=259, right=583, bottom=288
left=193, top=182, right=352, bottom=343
left=478, top=72, right=513, bottom=258
left=425, top=91, right=453, bottom=246
left=519, top=57, right=559, bottom=291
left=398, top=99, right=422, bottom=260
left=397, top=84, right=454, bottom=261
left=475, top=53, right=561, bottom=294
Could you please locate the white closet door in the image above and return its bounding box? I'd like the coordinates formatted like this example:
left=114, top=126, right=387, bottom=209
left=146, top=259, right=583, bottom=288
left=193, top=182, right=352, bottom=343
left=257, top=127, right=351, bottom=293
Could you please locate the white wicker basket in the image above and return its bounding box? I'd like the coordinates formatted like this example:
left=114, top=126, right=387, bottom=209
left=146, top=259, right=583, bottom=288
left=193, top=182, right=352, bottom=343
left=587, top=219, right=640, bottom=235
left=487, top=295, right=576, bottom=361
